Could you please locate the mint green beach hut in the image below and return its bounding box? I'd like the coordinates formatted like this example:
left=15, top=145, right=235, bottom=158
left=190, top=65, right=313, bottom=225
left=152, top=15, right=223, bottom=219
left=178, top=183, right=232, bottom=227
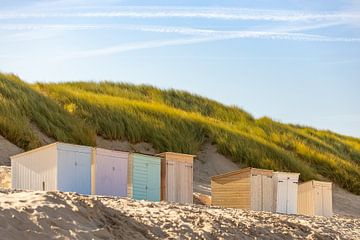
left=127, top=153, right=161, bottom=201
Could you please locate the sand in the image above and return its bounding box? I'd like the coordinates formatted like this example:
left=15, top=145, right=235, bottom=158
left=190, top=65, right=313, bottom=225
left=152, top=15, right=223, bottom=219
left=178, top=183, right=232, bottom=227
left=194, top=142, right=241, bottom=195
left=96, top=136, right=156, bottom=155
left=0, top=135, right=23, bottom=166
left=0, top=189, right=359, bottom=240
left=30, top=123, right=56, bottom=146
left=0, top=166, right=11, bottom=189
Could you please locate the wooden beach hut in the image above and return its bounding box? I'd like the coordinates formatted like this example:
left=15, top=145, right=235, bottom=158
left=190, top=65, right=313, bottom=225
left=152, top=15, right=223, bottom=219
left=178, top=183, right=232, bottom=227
left=158, top=152, right=195, bottom=204
left=92, top=148, right=128, bottom=197
left=211, top=167, right=274, bottom=211
left=11, top=142, right=92, bottom=195
left=127, top=153, right=161, bottom=201
left=297, top=180, right=333, bottom=217
left=273, top=171, right=300, bottom=214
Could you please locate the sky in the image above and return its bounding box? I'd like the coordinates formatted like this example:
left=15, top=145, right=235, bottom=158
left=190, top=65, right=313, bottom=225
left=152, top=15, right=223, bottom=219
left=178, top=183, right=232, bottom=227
left=0, top=0, right=360, bottom=137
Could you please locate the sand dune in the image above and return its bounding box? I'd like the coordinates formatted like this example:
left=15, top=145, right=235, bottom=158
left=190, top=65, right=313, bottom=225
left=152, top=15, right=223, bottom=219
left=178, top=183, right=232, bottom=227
left=0, top=189, right=359, bottom=240
left=0, top=135, right=23, bottom=165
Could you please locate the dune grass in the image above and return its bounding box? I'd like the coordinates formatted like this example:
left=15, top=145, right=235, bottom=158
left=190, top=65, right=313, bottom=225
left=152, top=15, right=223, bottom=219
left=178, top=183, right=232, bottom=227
left=0, top=73, right=95, bottom=150
left=0, top=73, right=359, bottom=194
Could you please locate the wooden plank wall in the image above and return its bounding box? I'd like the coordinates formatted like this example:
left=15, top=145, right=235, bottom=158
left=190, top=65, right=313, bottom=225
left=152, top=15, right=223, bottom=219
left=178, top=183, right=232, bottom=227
left=211, top=171, right=251, bottom=209
left=160, top=152, right=194, bottom=204
left=298, top=181, right=315, bottom=216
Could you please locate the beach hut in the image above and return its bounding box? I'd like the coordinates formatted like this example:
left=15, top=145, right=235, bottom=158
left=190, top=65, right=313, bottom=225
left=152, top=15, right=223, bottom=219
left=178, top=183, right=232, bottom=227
left=211, top=168, right=274, bottom=211
left=158, top=152, right=195, bottom=204
left=273, top=172, right=300, bottom=214
left=11, top=142, right=92, bottom=195
left=298, top=180, right=333, bottom=217
left=127, top=153, right=161, bottom=201
left=92, top=148, right=128, bottom=197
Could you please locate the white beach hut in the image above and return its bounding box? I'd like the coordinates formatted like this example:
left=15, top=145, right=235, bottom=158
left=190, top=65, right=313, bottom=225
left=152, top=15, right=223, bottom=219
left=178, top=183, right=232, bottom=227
left=11, top=142, right=92, bottom=195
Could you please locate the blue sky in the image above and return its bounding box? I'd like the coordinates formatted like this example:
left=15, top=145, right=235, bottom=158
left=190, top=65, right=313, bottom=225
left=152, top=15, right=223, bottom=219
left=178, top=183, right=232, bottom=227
left=0, top=0, right=360, bottom=137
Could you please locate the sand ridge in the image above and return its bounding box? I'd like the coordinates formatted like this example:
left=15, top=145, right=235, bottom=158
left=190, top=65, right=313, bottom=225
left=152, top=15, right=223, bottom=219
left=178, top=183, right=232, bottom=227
left=0, top=189, right=359, bottom=240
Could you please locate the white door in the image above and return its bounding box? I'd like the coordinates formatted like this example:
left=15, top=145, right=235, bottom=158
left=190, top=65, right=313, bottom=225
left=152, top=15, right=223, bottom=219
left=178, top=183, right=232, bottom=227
left=262, top=175, right=273, bottom=211
left=166, top=161, right=176, bottom=202
left=314, top=186, right=323, bottom=216
left=251, top=174, right=262, bottom=211
left=276, top=177, right=288, bottom=213
left=75, top=152, right=91, bottom=195
left=286, top=179, right=298, bottom=214
left=185, top=163, right=193, bottom=203
left=322, top=186, right=332, bottom=217
left=57, top=150, right=76, bottom=192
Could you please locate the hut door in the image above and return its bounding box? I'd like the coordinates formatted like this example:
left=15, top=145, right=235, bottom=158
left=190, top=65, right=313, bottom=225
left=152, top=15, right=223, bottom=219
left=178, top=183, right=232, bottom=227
left=96, top=154, right=112, bottom=195
left=184, top=163, right=193, bottom=203
left=146, top=162, right=161, bottom=201
left=262, top=175, right=273, bottom=211
left=287, top=179, right=298, bottom=214
left=133, top=160, right=147, bottom=200
left=178, top=162, right=193, bottom=204
left=57, top=150, right=76, bottom=193
left=166, top=161, right=176, bottom=202
left=322, top=186, right=332, bottom=217
left=276, top=176, right=288, bottom=213
left=314, top=186, right=323, bottom=216
left=251, top=174, right=262, bottom=211
left=74, top=152, right=91, bottom=195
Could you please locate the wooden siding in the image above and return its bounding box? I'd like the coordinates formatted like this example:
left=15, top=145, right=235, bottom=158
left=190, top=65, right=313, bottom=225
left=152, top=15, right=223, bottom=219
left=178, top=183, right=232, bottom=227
left=298, top=180, right=333, bottom=217
left=159, top=152, right=194, bottom=204
left=158, top=152, right=194, bottom=164
left=212, top=176, right=251, bottom=209
left=11, top=143, right=57, bottom=191
left=250, top=173, right=273, bottom=211
left=130, top=153, right=161, bottom=201
left=211, top=168, right=274, bottom=211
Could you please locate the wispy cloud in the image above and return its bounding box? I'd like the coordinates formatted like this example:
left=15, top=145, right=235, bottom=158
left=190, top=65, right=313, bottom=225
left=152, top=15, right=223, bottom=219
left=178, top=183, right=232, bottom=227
left=2, top=23, right=359, bottom=45
left=64, top=30, right=360, bottom=59
left=0, top=7, right=359, bottom=23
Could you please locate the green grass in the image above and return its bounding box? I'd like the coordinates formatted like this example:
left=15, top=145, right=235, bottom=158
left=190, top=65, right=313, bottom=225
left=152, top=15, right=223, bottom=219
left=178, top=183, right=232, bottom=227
left=0, top=73, right=95, bottom=150
left=1, top=73, right=360, bottom=194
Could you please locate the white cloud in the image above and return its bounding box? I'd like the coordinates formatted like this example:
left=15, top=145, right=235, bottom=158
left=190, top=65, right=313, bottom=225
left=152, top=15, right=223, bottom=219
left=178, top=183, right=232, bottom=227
left=0, top=7, right=359, bottom=23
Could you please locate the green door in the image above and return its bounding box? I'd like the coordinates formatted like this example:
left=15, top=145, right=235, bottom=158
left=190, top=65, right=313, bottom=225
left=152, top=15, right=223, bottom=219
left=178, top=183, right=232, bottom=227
left=146, top=161, right=161, bottom=201
left=132, top=154, right=160, bottom=201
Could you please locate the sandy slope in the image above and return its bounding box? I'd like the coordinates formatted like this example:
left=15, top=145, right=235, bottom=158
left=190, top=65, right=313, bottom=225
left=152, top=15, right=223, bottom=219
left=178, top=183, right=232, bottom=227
left=0, top=189, right=359, bottom=240
left=0, top=166, right=10, bottom=189
left=194, top=142, right=242, bottom=195
left=96, top=136, right=157, bottom=155
left=0, top=135, right=23, bottom=165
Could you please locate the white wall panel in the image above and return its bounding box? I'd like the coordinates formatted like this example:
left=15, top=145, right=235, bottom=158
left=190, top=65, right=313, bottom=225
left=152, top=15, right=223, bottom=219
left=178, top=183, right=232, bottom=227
left=94, top=148, right=128, bottom=197
left=11, top=144, right=57, bottom=191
